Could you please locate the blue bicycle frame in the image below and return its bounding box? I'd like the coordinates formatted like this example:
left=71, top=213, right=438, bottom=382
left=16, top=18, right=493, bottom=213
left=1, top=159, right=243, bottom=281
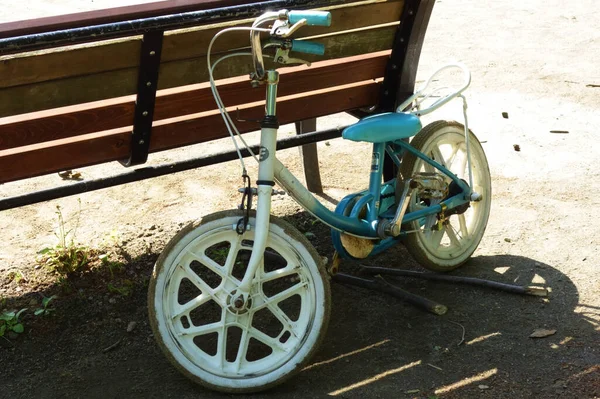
left=275, top=131, right=472, bottom=239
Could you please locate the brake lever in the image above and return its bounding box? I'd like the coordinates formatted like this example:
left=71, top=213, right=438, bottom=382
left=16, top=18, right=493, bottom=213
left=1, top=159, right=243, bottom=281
left=274, top=47, right=311, bottom=66
left=271, top=18, right=307, bottom=38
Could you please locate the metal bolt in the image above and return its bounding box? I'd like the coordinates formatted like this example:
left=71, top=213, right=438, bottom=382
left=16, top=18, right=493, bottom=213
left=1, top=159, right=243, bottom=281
left=142, top=111, right=149, bottom=117
left=408, top=10, right=414, bottom=15
left=146, top=81, right=152, bottom=87
left=391, top=64, right=398, bottom=70
left=138, top=139, right=145, bottom=145
left=234, top=298, right=244, bottom=308
left=384, top=90, right=389, bottom=96
left=400, top=37, right=405, bottom=43
left=149, top=50, right=156, bottom=56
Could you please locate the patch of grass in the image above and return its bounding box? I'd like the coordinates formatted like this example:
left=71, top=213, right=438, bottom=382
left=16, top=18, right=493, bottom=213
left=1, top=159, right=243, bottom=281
left=206, top=245, right=230, bottom=264
left=37, top=200, right=93, bottom=277
left=99, top=253, right=125, bottom=278
left=108, top=280, right=133, bottom=297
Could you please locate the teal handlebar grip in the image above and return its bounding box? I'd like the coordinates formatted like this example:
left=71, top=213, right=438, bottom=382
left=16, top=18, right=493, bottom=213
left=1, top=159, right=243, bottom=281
left=291, top=39, right=325, bottom=56
left=288, top=11, right=332, bottom=26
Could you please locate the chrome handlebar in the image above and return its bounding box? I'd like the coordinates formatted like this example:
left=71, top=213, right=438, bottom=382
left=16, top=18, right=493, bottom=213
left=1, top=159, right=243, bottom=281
left=250, top=10, right=331, bottom=82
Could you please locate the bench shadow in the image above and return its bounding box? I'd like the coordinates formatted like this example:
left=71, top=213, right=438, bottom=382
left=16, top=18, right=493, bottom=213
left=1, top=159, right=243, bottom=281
left=0, top=212, right=597, bottom=398
left=284, top=250, right=597, bottom=398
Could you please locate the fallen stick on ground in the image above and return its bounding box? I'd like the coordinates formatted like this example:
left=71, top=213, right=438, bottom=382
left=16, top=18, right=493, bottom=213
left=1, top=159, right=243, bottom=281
left=332, top=273, right=448, bottom=315
left=102, top=338, right=122, bottom=353
left=359, top=266, right=549, bottom=297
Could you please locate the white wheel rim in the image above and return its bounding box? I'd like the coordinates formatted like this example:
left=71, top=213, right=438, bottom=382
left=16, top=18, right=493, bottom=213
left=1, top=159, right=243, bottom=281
left=411, top=128, right=490, bottom=261
left=161, top=224, right=317, bottom=380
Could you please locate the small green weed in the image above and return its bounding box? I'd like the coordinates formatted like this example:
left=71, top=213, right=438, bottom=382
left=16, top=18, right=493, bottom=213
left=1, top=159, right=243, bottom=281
left=34, top=295, right=57, bottom=317
left=99, top=253, right=125, bottom=278
left=7, top=269, right=25, bottom=284
left=108, top=280, right=133, bottom=296
left=207, top=245, right=230, bottom=264
left=37, top=200, right=92, bottom=277
left=0, top=308, right=27, bottom=338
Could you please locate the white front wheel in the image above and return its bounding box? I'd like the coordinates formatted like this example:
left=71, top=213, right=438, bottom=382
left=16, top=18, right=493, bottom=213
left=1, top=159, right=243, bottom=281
left=148, top=210, right=330, bottom=393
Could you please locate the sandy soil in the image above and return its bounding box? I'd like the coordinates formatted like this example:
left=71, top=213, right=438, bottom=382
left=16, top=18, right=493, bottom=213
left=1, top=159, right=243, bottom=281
left=0, top=0, right=599, bottom=398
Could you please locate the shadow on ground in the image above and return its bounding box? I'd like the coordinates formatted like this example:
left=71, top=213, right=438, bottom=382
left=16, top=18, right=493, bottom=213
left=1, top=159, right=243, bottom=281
left=1, top=214, right=598, bottom=399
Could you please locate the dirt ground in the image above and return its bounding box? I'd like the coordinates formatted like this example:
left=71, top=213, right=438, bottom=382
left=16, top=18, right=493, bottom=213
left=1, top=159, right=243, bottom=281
left=0, top=0, right=599, bottom=398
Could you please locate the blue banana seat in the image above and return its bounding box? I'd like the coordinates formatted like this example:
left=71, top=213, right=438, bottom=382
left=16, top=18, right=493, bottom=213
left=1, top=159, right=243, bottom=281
left=342, top=112, right=422, bottom=143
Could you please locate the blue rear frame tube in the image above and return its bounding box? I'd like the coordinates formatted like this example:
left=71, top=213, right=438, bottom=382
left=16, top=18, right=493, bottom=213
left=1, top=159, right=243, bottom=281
left=294, top=139, right=471, bottom=238
left=367, top=143, right=385, bottom=221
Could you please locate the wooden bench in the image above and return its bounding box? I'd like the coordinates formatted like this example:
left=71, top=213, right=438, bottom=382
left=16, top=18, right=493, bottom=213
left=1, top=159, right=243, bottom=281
left=0, top=0, right=434, bottom=207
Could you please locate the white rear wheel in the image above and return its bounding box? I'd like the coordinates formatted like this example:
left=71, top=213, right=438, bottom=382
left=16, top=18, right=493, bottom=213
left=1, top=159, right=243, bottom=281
left=148, top=210, right=330, bottom=393
left=399, top=120, right=492, bottom=271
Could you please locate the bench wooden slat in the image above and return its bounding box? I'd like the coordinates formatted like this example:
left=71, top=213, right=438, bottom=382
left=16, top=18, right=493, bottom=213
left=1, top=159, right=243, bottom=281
left=0, top=0, right=402, bottom=90
left=0, top=52, right=388, bottom=150
left=0, top=81, right=379, bottom=183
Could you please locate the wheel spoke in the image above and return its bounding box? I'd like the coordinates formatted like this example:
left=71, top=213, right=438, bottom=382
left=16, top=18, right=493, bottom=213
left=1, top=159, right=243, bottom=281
left=267, top=304, right=299, bottom=339
left=260, top=265, right=298, bottom=283
left=253, top=282, right=308, bottom=312
left=172, top=292, right=212, bottom=320
left=426, top=228, right=445, bottom=249
left=223, top=236, right=242, bottom=277
left=422, top=158, right=435, bottom=173
left=423, top=214, right=438, bottom=230
left=458, top=214, right=469, bottom=237
left=186, top=250, right=226, bottom=279
left=177, top=264, right=224, bottom=306
left=178, top=320, right=223, bottom=337
left=446, top=144, right=460, bottom=169
left=234, top=325, right=251, bottom=372
left=216, top=309, right=229, bottom=368
left=249, top=326, right=287, bottom=354
left=445, top=223, right=462, bottom=247
left=431, top=146, right=447, bottom=168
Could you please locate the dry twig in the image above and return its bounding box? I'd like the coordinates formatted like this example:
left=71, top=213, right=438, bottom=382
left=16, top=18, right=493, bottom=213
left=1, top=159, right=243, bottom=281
left=448, top=320, right=466, bottom=346
left=102, top=338, right=122, bottom=353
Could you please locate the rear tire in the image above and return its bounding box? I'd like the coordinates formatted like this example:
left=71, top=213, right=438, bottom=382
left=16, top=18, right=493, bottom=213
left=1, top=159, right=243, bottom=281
left=399, top=120, right=491, bottom=271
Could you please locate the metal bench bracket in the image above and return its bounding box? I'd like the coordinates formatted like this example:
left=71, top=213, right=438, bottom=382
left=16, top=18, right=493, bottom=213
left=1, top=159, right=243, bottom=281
left=120, top=30, right=164, bottom=167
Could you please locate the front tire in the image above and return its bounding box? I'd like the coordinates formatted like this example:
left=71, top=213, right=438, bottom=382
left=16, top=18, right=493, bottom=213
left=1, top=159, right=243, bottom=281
left=148, top=210, right=331, bottom=393
left=399, top=120, right=492, bottom=271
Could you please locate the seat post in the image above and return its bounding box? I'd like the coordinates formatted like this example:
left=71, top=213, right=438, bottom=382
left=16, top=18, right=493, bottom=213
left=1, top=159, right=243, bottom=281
left=367, top=142, right=386, bottom=221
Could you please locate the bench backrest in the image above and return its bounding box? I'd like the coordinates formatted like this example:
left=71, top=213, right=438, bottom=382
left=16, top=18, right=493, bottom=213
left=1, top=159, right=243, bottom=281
left=0, top=0, right=432, bottom=184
